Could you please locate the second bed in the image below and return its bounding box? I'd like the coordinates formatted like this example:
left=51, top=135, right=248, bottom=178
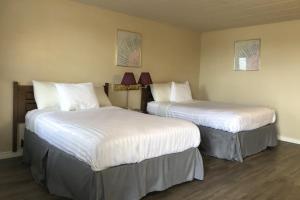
left=142, top=85, right=278, bottom=162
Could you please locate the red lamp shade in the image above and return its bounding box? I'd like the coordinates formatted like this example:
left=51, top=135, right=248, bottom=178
left=121, top=72, right=136, bottom=86
left=138, top=72, right=152, bottom=86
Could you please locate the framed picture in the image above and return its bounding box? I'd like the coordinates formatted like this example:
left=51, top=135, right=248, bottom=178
left=234, top=39, right=260, bottom=71
left=116, top=29, right=142, bottom=67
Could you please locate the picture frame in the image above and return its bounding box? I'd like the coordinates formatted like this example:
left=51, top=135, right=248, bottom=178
left=116, top=29, right=142, bottom=67
left=234, top=39, right=261, bottom=71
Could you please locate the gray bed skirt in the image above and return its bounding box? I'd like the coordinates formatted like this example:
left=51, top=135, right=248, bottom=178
left=23, top=129, right=204, bottom=200
left=199, top=124, right=278, bottom=162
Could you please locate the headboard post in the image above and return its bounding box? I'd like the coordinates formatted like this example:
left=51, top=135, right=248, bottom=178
left=12, top=82, right=19, bottom=152
left=12, top=81, right=37, bottom=152
left=104, top=83, right=109, bottom=96
left=140, top=85, right=153, bottom=113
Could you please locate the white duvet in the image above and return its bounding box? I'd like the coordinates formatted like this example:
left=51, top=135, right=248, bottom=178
left=25, top=106, right=200, bottom=171
left=147, top=100, right=276, bottom=133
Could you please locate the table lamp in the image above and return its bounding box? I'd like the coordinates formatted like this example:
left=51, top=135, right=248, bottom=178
left=121, top=72, right=137, bottom=108
left=138, top=72, right=152, bottom=87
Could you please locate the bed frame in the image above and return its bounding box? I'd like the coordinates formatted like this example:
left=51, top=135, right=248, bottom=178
left=12, top=81, right=109, bottom=152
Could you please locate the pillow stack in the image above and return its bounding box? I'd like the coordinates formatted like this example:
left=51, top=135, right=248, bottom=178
left=55, top=83, right=99, bottom=111
left=150, top=82, right=172, bottom=102
left=33, top=81, right=112, bottom=111
left=32, top=81, right=60, bottom=109
left=150, top=81, right=193, bottom=103
left=170, top=81, right=193, bottom=102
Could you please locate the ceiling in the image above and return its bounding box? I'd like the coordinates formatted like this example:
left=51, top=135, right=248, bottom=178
left=77, top=0, right=300, bottom=32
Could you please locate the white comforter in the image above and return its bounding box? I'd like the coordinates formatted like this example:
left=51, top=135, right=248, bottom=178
left=147, top=101, right=276, bottom=133
left=25, top=106, right=200, bottom=171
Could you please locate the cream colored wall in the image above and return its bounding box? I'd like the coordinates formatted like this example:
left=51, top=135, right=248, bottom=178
left=199, top=20, right=300, bottom=141
left=0, top=0, right=201, bottom=152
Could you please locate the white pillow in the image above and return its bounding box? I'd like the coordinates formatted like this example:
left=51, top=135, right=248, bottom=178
left=170, top=81, right=193, bottom=102
left=150, top=82, right=171, bottom=102
left=55, top=83, right=99, bottom=111
left=94, top=86, right=112, bottom=107
left=33, top=80, right=60, bottom=109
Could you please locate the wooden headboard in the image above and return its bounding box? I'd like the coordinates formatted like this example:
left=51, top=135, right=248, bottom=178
left=12, top=82, right=109, bottom=152
left=140, top=85, right=154, bottom=113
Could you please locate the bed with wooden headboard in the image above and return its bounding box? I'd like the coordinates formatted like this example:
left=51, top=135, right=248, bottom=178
left=14, top=81, right=204, bottom=200
left=12, top=81, right=109, bottom=152
left=140, top=84, right=278, bottom=162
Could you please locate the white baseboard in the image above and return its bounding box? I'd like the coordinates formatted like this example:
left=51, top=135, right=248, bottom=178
left=0, top=150, right=23, bottom=160
left=279, top=136, right=300, bottom=145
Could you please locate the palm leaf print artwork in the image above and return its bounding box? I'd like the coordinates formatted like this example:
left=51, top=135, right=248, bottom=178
left=117, top=30, right=142, bottom=67
left=234, top=39, right=260, bottom=71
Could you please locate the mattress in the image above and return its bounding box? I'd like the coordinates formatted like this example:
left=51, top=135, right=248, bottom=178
left=25, top=106, right=200, bottom=171
left=147, top=100, right=276, bottom=133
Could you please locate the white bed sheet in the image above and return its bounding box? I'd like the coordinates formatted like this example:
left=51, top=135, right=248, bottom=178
left=147, top=101, right=276, bottom=133
left=25, top=106, right=200, bottom=171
